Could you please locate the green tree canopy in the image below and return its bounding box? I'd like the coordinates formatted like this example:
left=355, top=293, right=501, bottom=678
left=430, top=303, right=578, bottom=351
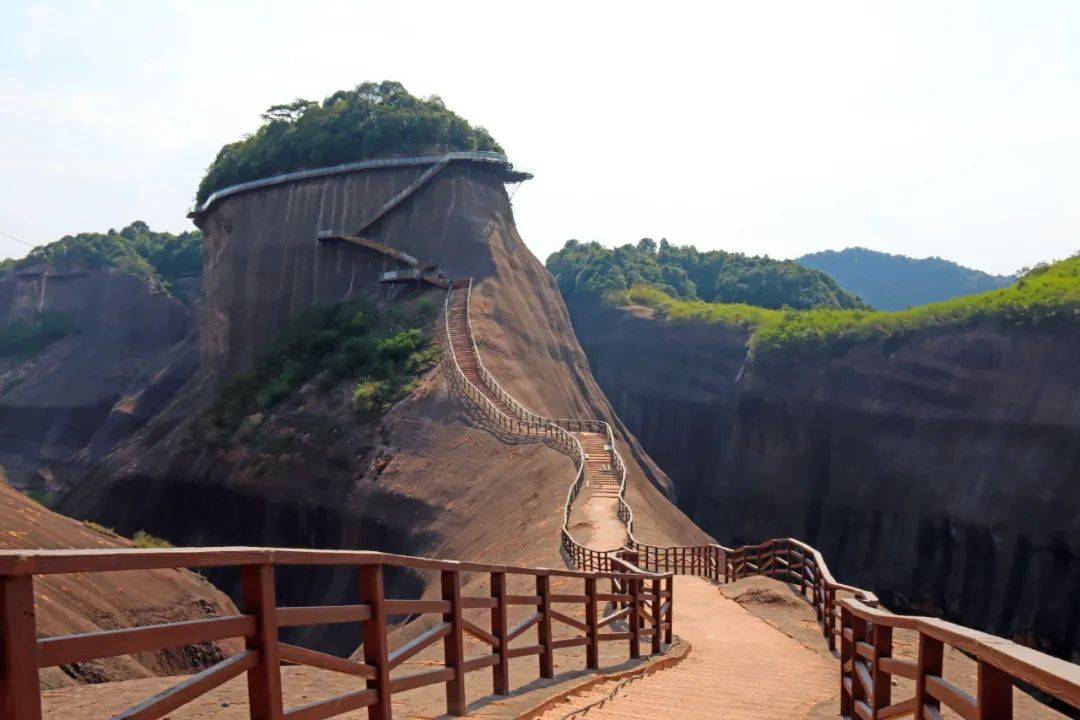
left=196, top=81, right=502, bottom=204
left=1, top=221, right=202, bottom=285
left=546, top=239, right=867, bottom=311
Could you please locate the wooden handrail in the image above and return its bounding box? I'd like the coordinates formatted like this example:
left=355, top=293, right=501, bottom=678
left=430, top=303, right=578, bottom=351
left=0, top=548, right=674, bottom=719
left=442, top=281, right=637, bottom=572
left=619, top=535, right=1079, bottom=717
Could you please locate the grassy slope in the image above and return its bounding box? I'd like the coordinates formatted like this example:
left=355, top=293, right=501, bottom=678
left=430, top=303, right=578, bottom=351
left=620, top=255, right=1080, bottom=359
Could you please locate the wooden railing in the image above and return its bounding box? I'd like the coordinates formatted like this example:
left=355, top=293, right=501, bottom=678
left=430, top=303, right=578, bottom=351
left=442, top=281, right=634, bottom=572
left=623, top=537, right=1080, bottom=717
left=0, top=548, right=674, bottom=719
left=441, top=278, right=1080, bottom=717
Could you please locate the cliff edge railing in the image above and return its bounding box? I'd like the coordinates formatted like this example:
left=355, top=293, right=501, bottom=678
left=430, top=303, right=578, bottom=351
left=0, top=549, right=673, bottom=719
left=441, top=278, right=1080, bottom=719
left=189, top=151, right=531, bottom=217
left=442, top=280, right=635, bottom=572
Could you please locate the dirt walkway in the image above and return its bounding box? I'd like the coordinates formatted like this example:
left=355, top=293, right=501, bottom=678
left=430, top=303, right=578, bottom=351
left=535, top=576, right=836, bottom=720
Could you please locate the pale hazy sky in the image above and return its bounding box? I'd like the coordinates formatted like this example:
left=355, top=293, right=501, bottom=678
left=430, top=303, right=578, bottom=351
left=2, top=1, right=1079, bottom=275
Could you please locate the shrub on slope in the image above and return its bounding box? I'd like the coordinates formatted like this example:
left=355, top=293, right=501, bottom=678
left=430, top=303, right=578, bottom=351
left=208, top=294, right=440, bottom=430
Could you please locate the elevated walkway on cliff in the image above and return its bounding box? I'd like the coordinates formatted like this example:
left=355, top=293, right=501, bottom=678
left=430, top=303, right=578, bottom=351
left=188, top=151, right=532, bottom=217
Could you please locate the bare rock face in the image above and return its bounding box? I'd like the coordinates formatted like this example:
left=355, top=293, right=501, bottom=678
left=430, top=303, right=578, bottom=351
left=566, top=300, right=1080, bottom=661
left=0, top=478, right=239, bottom=688
left=62, top=162, right=707, bottom=654
left=0, top=269, right=197, bottom=491
left=199, top=163, right=505, bottom=378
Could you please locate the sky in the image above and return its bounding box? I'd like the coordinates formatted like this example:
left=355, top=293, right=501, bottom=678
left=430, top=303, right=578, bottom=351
left=1, top=1, right=1079, bottom=275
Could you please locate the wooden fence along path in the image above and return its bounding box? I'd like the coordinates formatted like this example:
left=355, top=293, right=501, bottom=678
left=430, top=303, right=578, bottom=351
left=1, top=270, right=1079, bottom=719
left=0, top=549, right=673, bottom=720
left=441, top=280, right=1080, bottom=719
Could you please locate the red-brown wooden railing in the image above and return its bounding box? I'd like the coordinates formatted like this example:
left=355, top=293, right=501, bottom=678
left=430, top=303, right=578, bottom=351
left=624, top=537, right=1080, bottom=718
left=441, top=278, right=1080, bottom=718
left=0, top=548, right=674, bottom=719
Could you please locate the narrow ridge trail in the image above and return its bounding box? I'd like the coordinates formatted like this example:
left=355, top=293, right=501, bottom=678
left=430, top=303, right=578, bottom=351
left=448, top=283, right=841, bottom=719
left=447, top=286, right=628, bottom=551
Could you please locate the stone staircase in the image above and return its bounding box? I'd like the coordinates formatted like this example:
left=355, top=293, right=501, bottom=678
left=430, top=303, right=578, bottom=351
left=579, top=432, right=620, bottom=499
left=446, top=285, right=521, bottom=418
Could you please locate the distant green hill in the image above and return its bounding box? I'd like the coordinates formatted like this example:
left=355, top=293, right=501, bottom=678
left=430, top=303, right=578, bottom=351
left=547, top=239, right=866, bottom=311
left=797, top=247, right=1013, bottom=311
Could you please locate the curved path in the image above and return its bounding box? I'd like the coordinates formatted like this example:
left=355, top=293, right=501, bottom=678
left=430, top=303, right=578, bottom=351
left=445, top=281, right=630, bottom=564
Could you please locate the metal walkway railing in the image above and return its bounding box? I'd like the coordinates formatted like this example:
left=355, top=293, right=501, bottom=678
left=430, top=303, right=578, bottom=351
left=190, top=151, right=527, bottom=216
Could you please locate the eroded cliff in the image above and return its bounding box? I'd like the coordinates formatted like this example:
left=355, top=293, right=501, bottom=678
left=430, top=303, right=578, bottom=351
left=61, top=161, right=707, bottom=653
left=0, top=267, right=198, bottom=493
left=567, top=298, right=1080, bottom=660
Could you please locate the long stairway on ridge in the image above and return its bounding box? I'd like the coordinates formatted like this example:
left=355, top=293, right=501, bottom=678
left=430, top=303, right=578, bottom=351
left=446, top=286, right=520, bottom=418
left=445, top=281, right=630, bottom=558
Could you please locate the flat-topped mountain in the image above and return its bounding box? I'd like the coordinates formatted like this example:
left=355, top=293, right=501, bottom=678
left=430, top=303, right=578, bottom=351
left=50, top=83, right=706, bottom=654
left=560, top=257, right=1080, bottom=660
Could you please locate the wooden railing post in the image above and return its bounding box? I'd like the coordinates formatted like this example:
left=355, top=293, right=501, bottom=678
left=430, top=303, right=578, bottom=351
left=664, top=575, right=674, bottom=645
left=585, top=576, right=599, bottom=670
left=871, top=623, right=893, bottom=717
left=0, top=575, right=42, bottom=720
left=850, top=616, right=869, bottom=708
left=490, top=572, right=510, bottom=695
left=240, top=564, right=283, bottom=720
left=977, top=661, right=1013, bottom=720
left=536, top=575, right=554, bottom=679
left=839, top=606, right=854, bottom=718
left=915, top=632, right=944, bottom=720
left=826, top=587, right=837, bottom=651
left=360, top=564, right=392, bottom=720
left=628, top=575, right=641, bottom=659
left=442, top=569, right=466, bottom=715
left=650, top=577, right=662, bottom=654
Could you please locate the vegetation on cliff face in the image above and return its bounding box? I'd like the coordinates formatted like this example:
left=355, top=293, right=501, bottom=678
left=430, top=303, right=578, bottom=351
left=622, top=254, right=1080, bottom=359
left=0, top=311, right=74, bottom=359
left=0, top=221, right=202, bottom=286
left=797, top=247, right=1014, bottom=311
left=208, top=294, right=440, bottom=430
left=547, top=238, right=866, bottom=310
left=196, top=80, right=502, bottom=204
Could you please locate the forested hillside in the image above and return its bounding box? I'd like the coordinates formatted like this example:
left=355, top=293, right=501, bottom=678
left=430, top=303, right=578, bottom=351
left=797, top=247, right=1013, bottom=310
left=619, top=254, right=1080, bottom=361
left=0, top=220, right=202, bottom=286
left=546, top=238, right=865, bottom=310
left=196, top=80, right=501, bottom=203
